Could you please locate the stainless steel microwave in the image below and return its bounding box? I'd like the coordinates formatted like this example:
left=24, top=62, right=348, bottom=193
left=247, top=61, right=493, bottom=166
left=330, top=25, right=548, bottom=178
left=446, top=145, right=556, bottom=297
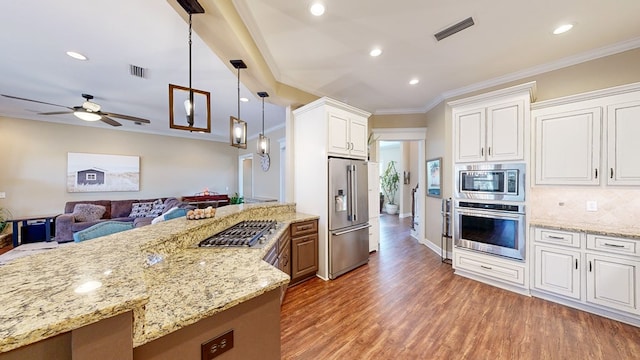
left=454, top=163, right=525, bottom=202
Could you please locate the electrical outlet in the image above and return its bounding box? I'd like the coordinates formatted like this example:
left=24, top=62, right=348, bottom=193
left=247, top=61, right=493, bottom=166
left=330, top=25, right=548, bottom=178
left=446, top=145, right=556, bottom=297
left=0, top=192, right=5, bottom=199
left=586, top=201, right=598, bottom=212
left=201, top=330, right=233, bottom=360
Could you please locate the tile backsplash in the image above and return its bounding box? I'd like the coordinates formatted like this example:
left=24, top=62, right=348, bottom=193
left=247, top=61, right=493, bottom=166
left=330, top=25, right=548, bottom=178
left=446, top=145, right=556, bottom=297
left=529, top=187, right=640, bottom=236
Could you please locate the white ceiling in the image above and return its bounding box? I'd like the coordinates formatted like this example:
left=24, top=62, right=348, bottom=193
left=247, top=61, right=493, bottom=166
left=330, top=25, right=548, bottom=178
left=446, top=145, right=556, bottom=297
left=0, top=0, right=284, bottom=142
left=1, top=0, right=640, bottom=142
left=234, top=0, right=640, bottom=113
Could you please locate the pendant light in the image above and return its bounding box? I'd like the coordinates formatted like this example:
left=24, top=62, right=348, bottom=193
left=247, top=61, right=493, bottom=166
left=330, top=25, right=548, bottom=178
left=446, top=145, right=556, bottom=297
left=170, top=0, right=211, bottom=133
left=230, top=59, right=247, bottom=148
left=257, top=92, right=270, bottom=155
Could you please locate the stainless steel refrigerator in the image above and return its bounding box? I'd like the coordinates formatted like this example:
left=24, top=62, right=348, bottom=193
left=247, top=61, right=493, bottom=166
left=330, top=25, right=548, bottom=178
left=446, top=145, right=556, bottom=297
left=328, top=157, right=370, bottom=279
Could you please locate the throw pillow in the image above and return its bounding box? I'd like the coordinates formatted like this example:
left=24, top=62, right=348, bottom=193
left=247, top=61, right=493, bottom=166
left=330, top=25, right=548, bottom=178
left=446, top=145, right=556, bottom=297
left=129, top=202, right=153, bottom=218
left=147, top=199, right=165, bottom=218
left=72, top=204, right=107, bottom=222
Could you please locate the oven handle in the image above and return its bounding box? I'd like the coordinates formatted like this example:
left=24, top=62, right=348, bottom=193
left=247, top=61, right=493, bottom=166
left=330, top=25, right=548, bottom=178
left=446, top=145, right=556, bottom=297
left=455, top=207, right=525, bottom=219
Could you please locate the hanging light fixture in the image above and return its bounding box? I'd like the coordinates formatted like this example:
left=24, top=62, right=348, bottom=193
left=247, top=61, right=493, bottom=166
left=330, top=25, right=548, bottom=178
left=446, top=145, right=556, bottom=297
left=169, top=0, right=211, bottom=133
left=256, top=92, right=270, bottom=155
left=230, top=59, right=247, bottom=148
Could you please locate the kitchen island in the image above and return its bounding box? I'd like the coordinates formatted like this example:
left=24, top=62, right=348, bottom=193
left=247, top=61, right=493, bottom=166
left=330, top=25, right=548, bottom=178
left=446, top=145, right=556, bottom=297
left=0, top=203, right=318, bottom=359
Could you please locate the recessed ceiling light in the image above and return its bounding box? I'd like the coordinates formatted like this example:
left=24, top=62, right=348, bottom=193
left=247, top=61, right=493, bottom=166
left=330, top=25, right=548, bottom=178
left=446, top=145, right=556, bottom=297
left=370, top=48, right=382, bottom=57
left=409, top=79, right=420, bottom=85
left=66, top=51, right=88, bottom=61
left=240, top=97, right=249, bottom=102
left=553, top=24, right=573, bottom=35
left=310, top=3, right=325, bottom=16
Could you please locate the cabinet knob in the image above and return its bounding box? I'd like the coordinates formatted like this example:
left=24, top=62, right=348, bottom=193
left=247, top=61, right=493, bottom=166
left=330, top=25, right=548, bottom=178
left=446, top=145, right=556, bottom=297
left=481, top=147, right=484, bottom=156
left=594, top=168, right=598, bottom=179
left=610, top=168, right=614, bottom=179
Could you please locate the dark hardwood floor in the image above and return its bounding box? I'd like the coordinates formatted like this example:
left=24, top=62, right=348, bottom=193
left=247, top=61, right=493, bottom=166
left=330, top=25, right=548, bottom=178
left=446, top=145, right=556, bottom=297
left=280, top=214, right=640, bottom=359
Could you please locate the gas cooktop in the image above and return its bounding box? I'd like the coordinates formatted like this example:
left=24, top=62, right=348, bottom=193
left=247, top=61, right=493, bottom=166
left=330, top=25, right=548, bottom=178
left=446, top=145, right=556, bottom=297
left=198, top=220, right=277, bottom=248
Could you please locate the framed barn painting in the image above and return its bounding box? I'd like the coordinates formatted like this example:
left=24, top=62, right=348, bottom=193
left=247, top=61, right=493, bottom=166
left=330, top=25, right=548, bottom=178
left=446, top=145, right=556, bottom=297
left=67, top=153, right=140, bottom=192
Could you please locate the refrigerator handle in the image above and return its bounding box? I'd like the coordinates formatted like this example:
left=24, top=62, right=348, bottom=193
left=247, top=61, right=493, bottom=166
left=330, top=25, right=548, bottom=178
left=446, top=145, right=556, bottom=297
left=347, top=165, right=353, bottom=221
left=332, top=224, right=371, bottom=236
left=352, top=164, right=358, bottom=222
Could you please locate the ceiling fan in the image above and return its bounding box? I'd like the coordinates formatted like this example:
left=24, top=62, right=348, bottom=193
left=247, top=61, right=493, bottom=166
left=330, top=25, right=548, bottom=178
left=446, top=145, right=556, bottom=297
left=1, top=93, right=151, bottom=127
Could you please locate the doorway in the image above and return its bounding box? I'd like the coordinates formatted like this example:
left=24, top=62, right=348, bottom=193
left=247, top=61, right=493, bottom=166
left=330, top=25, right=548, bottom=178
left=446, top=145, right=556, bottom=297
left=371, top=128, right=426, bottom=243
left=238, top=153, right=253, bottom=199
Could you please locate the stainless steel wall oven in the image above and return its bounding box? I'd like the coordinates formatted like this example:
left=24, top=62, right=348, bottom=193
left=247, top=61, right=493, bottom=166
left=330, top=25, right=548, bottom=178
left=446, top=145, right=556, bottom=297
left=454, top=201, right=526, bottom=260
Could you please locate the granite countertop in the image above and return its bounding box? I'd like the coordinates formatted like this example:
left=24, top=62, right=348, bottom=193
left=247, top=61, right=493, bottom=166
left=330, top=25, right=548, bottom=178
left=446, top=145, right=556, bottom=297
left=0, top=203, right=318, bottom=353
left=530, top=221, right=640, bottom=240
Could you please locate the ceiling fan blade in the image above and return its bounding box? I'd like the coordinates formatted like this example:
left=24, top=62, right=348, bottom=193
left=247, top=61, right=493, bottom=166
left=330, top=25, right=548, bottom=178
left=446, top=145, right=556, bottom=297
left=100, top=116, right=122, bottom=127
left=38, top=111, right=73, bottom=115
left=102, top=112, right=151, bottom=124
left=1, top=94, right=68, bottom=108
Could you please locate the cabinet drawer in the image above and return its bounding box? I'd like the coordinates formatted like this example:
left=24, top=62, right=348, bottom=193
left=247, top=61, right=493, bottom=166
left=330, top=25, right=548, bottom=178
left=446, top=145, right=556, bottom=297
left=291, top=220, right=318, bottom=237
left=587, top=234, right=639, bottom=257
left=454, top=250, right=525, bottom=286
left=534, top=227, right=581, bottom=248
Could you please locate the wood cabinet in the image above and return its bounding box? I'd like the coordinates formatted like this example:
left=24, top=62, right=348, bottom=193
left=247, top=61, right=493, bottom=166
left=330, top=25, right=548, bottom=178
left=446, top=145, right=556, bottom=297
left=532, top=83, right=640, bottom=186
left=290, top=219, right=319, bottom=285
left=607, top=100, right=640, bottom=185
left=328, top=111, right=368, bottom=159
left=454, top=100, right=526, bottom=163
left=531, top=226, right=640, bottom=322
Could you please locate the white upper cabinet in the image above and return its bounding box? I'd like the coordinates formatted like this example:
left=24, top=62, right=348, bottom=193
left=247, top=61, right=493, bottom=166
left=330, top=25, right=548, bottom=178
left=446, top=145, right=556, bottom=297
left=607, top=100, right=640, bottom=185
left=328, top=109, right=368, bottom=159
left=534, top=107, right=602, bottom=185
left=532, top=82, right=640, bottom=186
left=451, top=82, right=534, bottom=163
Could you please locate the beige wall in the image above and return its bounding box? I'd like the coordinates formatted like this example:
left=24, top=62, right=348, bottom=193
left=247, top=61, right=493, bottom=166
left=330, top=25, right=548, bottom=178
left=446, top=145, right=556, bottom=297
left=238, top=126, right=285, bottom=200
left=0, top=116, right=239, bottom=217
left=423, top=101, right=448, bottom=247
left=370, top=113, right=426, bottom=129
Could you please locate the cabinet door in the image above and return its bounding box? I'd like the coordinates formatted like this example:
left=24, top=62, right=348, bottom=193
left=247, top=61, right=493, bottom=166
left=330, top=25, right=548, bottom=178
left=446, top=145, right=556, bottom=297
left=455, top=107, right=486, bottom=162
left=586, top=254, right=639, bottom=315
left=535, top=107, right=601, bottom=185
left=486, top=100, right=524, bottom=161
left=328, top=112, right=350, bottom=156
left=291, top=234, right=318, bottom=282
left=349, top=116, right=368, bottom=159
left=534, top=246, right=581, bottom=299
left=607, top=100, right=640, bottom=185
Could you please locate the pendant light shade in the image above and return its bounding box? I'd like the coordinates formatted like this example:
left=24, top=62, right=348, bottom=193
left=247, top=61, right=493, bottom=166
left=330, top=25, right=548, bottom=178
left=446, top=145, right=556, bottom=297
left=230, top=59, right=247, bottom=149
left=257, top=91, right=270, bottom=155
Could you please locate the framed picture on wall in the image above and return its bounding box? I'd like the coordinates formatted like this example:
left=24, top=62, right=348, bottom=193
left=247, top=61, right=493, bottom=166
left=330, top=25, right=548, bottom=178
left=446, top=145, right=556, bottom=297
left=426, top=157, right=442, bottom=198
left=67, top=152, right=140, bottom=192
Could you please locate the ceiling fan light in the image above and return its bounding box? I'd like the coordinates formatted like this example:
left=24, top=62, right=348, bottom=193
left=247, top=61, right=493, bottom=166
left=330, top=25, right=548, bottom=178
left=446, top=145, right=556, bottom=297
left=74, top=110, right=102, bottom=122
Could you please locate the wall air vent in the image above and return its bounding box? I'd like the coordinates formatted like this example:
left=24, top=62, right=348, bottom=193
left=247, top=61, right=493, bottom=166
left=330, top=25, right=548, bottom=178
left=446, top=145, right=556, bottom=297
left=434, top=17, right=475, bottom=41
left=129, top=64, right=147, bottom=79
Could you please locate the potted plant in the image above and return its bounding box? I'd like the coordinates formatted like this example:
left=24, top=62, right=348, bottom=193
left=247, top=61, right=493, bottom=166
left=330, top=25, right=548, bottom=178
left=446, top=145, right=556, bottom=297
left=0, top=207, right=10, bottom=234
left=380, top=160, right=400, bottom=215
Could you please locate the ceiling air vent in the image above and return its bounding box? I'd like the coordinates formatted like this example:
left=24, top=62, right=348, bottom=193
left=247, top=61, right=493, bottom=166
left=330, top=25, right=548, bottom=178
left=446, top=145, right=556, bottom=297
left=129, top=64, right=147, bottom=79
left=434, top=17, right=475, bottom=41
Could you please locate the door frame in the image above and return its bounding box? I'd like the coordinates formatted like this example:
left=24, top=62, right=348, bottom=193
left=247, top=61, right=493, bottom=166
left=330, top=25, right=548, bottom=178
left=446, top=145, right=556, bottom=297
left=238, top=153, right=254, bottom=198
left=371, top=128, right=427, bottom=243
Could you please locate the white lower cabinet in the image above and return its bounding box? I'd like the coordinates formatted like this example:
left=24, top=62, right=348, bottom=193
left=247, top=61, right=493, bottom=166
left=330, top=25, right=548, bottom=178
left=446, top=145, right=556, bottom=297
left=532, top=226, right=640, bottom=323
left=586, top=253, right=639, bottom=315
left=534, top=245, right=581, bottom=299
left=454, top=248, right=526, bottom=289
